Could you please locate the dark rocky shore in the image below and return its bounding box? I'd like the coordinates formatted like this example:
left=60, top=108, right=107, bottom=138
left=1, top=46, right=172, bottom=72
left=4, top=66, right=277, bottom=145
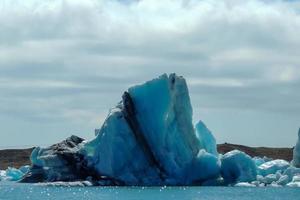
left=0, top=144, right=293, bottom=170
left=0, top=148, right=34, bottom=170
left=217, top=143, right=293, bottom=161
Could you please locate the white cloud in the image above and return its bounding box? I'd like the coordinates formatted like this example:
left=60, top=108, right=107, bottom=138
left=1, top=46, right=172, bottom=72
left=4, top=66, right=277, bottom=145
left=0, top=0, right=300, bottom=147
left=188, top=77, right=245, bottom=87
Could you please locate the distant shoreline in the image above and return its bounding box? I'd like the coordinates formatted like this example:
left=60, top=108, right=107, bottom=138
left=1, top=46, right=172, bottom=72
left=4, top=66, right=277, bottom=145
left=0, top=144, right=293, bottom=170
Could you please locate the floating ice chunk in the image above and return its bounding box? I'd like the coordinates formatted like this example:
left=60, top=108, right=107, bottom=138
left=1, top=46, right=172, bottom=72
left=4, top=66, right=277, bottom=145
left=35, top=181, right=93, bottom=187
left=258, top=159, right=290, bottom=176
left=284, top=166, right=300, bottom=177
left=22, top=135, right=88, bottom=183
left=283, top=166, right=300, bottom=183
left=268, top=182, right=281, bottom=187
left=286, top=175, right=300, bottom=187
left=260, top=174, right=279, bottom=185
left=287, top=182, right=300, bottom=187
left=292, top=128, right=300, bottom=168
left=234, top=182, right=256, bottom=187
left=276, top=175, right=290, bottom=186
left=292, top=174, right=300, bottom=182
left=187, top=149, right=220, bottom=184
left=221, top=150, right=257, bottom=184
left=251, top=180, right=260, bottom=186
left=0, top=170, right=6, bottom=180
left=5, top=167, right=24, bottom=181
left=195, top=121, right=218, bottom=156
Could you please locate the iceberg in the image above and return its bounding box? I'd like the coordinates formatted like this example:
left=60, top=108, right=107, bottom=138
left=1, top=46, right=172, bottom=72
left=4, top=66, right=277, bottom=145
left=187, top=149, right=220, bottom=185
left=258, top=160, right=290, bottom=177
left=259, top=173, right=280, bottom=185
left=276, top=174, right=290, bottom=186
left=1, top=165, right=31, bottom=182
left=220, top=150, right=257, bottom=184
left=283, top=166, right=300, bottom=182
left=287, top=174, right=300, bottom=187
left=234, top=182, right=256, bottom=187
left=18, top=73, right=300, bottom=187
left=292, top=128, right=300, bottom=168
left=0, top=170, right=6, bottom=181
left=35, top=181, right=94, bottom=187
left=21, top=135, right=90, bottom=183
left=82, top=74, right=219, bottom=185
left=5, top=167, right=24, bottom=181
left=21, top=74, right=220, bottom=185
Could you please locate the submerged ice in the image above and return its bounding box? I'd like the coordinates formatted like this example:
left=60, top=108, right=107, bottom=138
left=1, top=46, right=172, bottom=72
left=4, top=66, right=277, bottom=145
left=15, top=73, right=299, bottom=187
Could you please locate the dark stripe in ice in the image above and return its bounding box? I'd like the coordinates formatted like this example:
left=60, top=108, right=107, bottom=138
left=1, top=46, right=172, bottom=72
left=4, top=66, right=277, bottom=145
left=122, top=91, right=167, bottom=181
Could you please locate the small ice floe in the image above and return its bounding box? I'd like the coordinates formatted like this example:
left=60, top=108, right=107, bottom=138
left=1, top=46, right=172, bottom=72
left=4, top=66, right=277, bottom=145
left=234, top=182, right=256, bottom=187
left=221, top=150, right=257, bottom=184
left=5, top=167, right=24, bottom=181
left=35, top=181, right=94, bottom=187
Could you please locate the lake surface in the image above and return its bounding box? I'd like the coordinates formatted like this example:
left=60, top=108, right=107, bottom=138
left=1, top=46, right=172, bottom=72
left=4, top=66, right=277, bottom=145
left=0, top=181, right=299, bottom=200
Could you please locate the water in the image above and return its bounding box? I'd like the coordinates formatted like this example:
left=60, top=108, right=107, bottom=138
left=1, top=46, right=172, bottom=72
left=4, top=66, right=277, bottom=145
left=0, top=181, right=299, bottom=200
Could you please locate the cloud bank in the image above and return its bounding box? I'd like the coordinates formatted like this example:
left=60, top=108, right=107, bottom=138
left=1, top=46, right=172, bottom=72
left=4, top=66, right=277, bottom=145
left=0, top=0, right=299, bottom=147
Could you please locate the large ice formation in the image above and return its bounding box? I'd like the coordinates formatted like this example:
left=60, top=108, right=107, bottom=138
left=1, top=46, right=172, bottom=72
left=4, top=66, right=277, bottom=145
left=21, top=74, right=220, bottom=185
left=82, top=74, right=220, bottom=185
left=19, top=74, right=300, bottom=187
left=292, top=128, right=300, bottom=167
left=221, top=150, right=257, bottom=184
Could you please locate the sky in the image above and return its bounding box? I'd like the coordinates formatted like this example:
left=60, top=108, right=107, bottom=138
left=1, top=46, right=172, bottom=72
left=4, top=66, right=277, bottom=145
left=0, top=0, right=299, bottom=148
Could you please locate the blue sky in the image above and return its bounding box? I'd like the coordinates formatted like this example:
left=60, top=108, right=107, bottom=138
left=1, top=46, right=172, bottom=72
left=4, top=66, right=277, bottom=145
left=0, top=0, right=299, bottom=148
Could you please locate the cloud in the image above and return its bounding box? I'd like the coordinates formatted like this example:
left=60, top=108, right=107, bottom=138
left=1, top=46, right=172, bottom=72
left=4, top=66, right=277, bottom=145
left=0, top=0, right=299, bottom=147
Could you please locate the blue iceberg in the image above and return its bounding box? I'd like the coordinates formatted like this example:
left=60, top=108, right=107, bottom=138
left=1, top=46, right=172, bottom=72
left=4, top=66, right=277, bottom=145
left=5, top=167, right=24, bottom=181
left=21, top=135, right=91, bottom=183
left=258, top=159, right=290, bottom=177
left=18, top=73, right=300, bottom=187
left=82, top=74, right=220, bottom=185
left=221, top=150, right=257, bottom=184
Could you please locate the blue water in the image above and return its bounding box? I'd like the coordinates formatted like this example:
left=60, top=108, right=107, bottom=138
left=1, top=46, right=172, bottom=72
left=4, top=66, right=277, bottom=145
left=0, top=181, right=299, bottom=200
